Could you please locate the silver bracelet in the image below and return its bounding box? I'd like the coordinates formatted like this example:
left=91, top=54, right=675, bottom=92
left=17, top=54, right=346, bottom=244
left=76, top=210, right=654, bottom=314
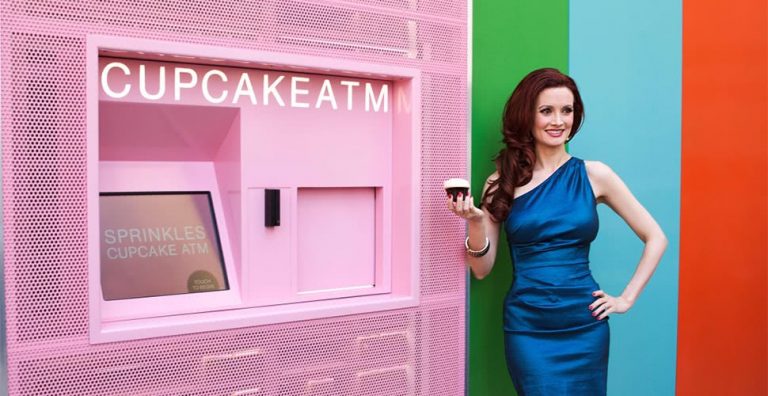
left=465, top=236, right=490, bottom=257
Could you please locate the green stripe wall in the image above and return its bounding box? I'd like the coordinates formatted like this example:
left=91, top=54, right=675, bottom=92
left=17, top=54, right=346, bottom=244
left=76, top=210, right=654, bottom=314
left=470, top=1, right=569, bottom=394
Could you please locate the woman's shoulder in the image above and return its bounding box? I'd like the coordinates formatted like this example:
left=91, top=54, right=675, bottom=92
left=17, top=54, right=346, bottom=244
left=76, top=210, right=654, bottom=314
left=480, top=170, right=501, bottom=196
left=582, top=160, right=627, bottom=201
left=582, top=159, right=615, bottom=180
left=485, top=170, right=500, bottom=183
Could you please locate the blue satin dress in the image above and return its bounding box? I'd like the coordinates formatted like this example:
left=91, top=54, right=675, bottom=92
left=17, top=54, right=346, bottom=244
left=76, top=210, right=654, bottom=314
left=503, top=157, right=608, bottom=395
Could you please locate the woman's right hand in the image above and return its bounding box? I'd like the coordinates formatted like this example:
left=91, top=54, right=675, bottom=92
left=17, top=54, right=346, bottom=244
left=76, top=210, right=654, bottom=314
left=446, top=192, right=485, bottom=223
left=448, top=176, right=500, bottom=280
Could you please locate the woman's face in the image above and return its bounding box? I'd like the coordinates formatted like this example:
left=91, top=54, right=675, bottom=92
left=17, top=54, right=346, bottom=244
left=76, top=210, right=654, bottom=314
left=533, top=86, right=575, bottom=148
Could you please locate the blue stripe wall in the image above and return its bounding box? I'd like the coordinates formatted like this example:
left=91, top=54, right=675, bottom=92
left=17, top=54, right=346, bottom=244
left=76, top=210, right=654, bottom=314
left=569, top=2, right=681, bottom=395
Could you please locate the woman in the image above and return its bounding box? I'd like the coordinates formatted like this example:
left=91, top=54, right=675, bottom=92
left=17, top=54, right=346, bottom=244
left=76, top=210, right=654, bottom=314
left=448, top=68, right=667, bottom=395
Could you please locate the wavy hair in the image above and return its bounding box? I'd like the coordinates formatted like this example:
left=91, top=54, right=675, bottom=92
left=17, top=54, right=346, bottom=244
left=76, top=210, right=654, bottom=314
left=481, top=68, right=585, bottom=222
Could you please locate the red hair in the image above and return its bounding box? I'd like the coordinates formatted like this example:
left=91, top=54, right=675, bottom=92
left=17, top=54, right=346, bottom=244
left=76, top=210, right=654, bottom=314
left=482, top=68, right=585, bottom=222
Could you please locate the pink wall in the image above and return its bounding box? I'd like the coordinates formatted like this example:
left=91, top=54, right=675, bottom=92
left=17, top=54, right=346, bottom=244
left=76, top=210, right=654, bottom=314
left=1, top=1, right=468, bottom=395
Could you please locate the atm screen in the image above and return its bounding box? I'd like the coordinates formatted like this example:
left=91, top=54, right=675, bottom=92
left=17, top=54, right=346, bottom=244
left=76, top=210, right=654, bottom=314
left=99, top=191, right=229, bottom=300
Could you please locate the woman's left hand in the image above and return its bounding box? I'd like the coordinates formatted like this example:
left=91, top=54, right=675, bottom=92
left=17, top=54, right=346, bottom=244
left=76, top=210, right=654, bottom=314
left=589, top=290, right=633, bottom=320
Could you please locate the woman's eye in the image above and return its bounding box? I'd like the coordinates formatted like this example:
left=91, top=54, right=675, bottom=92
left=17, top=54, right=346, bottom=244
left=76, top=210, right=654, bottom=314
left=563, top=107, right=573, bottom=114
left=540, top=108, right=551, bottom=115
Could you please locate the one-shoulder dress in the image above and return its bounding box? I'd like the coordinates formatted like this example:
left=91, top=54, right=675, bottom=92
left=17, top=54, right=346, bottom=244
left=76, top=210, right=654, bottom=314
left=503, top=156, right=608, bottom=395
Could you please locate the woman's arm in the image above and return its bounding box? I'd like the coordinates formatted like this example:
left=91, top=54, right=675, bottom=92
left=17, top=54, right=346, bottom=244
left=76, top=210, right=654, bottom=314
left=585, top=161, right=668, bottom=320
left=447, top=173, right=502, bottom=280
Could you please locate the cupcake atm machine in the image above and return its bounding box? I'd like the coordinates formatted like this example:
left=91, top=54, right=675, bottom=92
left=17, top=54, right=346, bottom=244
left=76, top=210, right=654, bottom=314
left=90, top=37, right=421, bottom=343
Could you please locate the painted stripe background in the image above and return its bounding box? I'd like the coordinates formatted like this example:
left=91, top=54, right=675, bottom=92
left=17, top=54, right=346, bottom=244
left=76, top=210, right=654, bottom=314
left=568, top=1, right=681, bottom=394
left=677, top=0, right=767, bottom=394
left=470, top=2, right=569, bottom=395
left=470, top=1, right=767, bottom=394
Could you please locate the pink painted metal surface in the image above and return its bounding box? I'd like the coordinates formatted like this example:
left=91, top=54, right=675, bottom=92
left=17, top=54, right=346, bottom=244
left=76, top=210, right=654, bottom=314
left=90, top=42, right=414, bottom=342
left=1, top=0, right=468, bottom=394
left=296, top=187, right=377, bottom=293
left=99, top=102, right=242, bottom=162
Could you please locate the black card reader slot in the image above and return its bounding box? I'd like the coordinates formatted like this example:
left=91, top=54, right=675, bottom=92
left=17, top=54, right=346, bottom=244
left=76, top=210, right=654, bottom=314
left=265, top=189, right=280, bottom=227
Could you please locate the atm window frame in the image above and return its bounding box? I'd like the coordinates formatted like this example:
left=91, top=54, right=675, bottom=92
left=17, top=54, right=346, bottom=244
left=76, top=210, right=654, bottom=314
left=87, top=35, right=421, bottom=344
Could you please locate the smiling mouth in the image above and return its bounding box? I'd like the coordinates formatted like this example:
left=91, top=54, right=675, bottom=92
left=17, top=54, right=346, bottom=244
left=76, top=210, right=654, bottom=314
left=545, top=129, right=565, bottom=137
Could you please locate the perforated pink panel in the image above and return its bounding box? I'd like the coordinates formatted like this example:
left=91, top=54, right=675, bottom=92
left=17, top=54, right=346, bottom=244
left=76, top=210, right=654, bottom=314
left=1, top=0, right=467, bottom=394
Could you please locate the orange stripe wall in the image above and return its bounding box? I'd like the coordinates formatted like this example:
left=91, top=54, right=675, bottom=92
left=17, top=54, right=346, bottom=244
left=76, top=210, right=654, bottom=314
left=678, top=0, right=768, bottom=394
